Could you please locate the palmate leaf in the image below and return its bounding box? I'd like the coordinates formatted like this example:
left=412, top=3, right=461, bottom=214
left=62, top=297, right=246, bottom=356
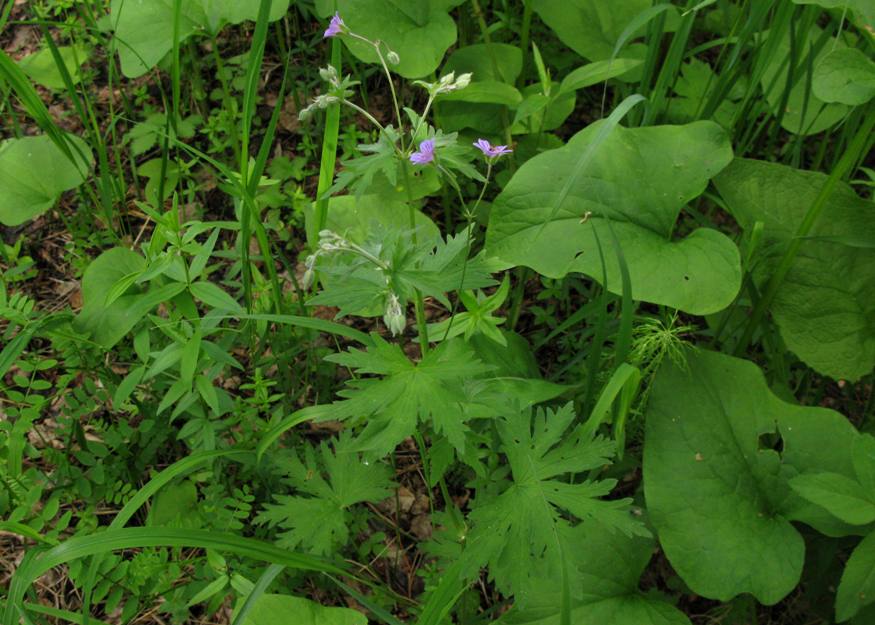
left=256, top=433, right=393, bottom=556
left=500, top=522, right=691, bottom=625
left=321, top=337, right=494, bottom=455
left=310, top=224, right=494, bottom=318
left=464, top=404, right=648, bottom=599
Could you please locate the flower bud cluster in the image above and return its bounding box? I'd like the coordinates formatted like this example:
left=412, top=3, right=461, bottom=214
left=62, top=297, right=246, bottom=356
left=414, top=71, right=473, bottom=97
left=298, top=66, right=359, bottom=121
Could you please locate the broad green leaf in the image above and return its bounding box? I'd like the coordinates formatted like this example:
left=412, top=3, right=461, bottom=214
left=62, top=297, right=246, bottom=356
left=813, top=47, right=875, bottom=106
left=437, top=81, right=522, bottom=106
left=759, top=25, right=850, bottom=135
left=837, top=532, right=875, bottom=622
left=465, top=404, right=647, bottom=598
left=790, top=473, right=875, bottom=526
left=531, top=0, right=651, bottom=63
left=17, top=45, right=89, bottom=90
left=233, top=594, right=366, bottom=625
left=500, top=522, right=691, bottom=625
left=442, top=42, right=522, bottom=84
left=644, top=348, right=860, bottom=605
left=713, top=158, right=875, bottom=381
left=111, top=0, right=289, bottom=78
left=485, top=120, right=740, bottom=315
left=0, top=134, right=93, bottom=226
left=510, top=82, right=576, bottom=135
left=75, top=247, right=188, bottom=348
left=198, top=0, right=289, bottom=32
left=436, top=43, right=522, bottom=134
left=791, top=0, right=875, bottom=31
left=314, top=0, right=464, bottom=78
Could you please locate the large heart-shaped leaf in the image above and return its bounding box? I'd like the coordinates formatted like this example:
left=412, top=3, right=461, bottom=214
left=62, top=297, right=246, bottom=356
left=485, top=120, right=740, bottom=315
left=760, top=25, right=850, bottom=135
left=531, top=0, right=650, bottom=62
left=111, top=0, right=289, bottom=78
left=500, top=522, right=691, bottom=625
left=0, top=134, right=93, bottom=227
left=17, top=45, right=89, bottom=90
left=813, top=47, right=875, bottom=106
left=644, top=348, right=860, bottom=605
left=315, top=0, right=464, bottom=78
left=792, top=0, right=875, bottom=30
left=713, top=157, right=875, bottom=381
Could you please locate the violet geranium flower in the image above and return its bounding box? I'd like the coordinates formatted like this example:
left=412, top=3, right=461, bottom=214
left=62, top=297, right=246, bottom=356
left=323, top=12, right=345, bottom=38
left=474, top=138, right=512, bottom=159
left=410, top=139, right=436, bottom=165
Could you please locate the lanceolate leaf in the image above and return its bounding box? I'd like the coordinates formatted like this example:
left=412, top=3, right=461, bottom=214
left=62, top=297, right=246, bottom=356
left=644, top=348, right=860, bottom=605
left=485, top=120, right=739, bottom=314
left=714, top=157, right=875, bottom=381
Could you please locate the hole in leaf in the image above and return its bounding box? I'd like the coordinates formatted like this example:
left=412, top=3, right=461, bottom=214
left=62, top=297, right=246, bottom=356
left=683, top=275, right=690, bottom=281
left=758, top=431, right=784, bottom=454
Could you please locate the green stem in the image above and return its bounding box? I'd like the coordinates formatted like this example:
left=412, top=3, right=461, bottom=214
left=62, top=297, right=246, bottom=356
left=314, top=38, right=343, bottom=237
left=400, top=158, right=430, bottom=355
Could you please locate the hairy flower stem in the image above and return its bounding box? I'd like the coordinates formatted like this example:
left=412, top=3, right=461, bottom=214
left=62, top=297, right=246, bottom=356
left=400, top=158, right=430, bottom=355
left=339, top=98, right=386, bottom=133
left=442, top=163, right=492, bottom=341
left=347, top=31, right=405, bottom=149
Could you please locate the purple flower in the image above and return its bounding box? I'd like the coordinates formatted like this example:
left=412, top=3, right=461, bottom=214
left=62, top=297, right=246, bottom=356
left=323, top=12, right=345, bottom=38
left=474, top=138, right=512, bottom=159
left=410, top=139, right=436, bottom=165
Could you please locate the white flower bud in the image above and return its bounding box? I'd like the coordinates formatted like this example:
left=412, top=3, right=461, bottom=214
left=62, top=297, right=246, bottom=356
left=302, top=267, right=315, bottom=290
left=454, top=72, right=472, bottom=90
left=383, top=293, right=405, bottom=336
left=319, top=65, right=338, bottom=83
left=386, top=50, right=400, bottom=65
